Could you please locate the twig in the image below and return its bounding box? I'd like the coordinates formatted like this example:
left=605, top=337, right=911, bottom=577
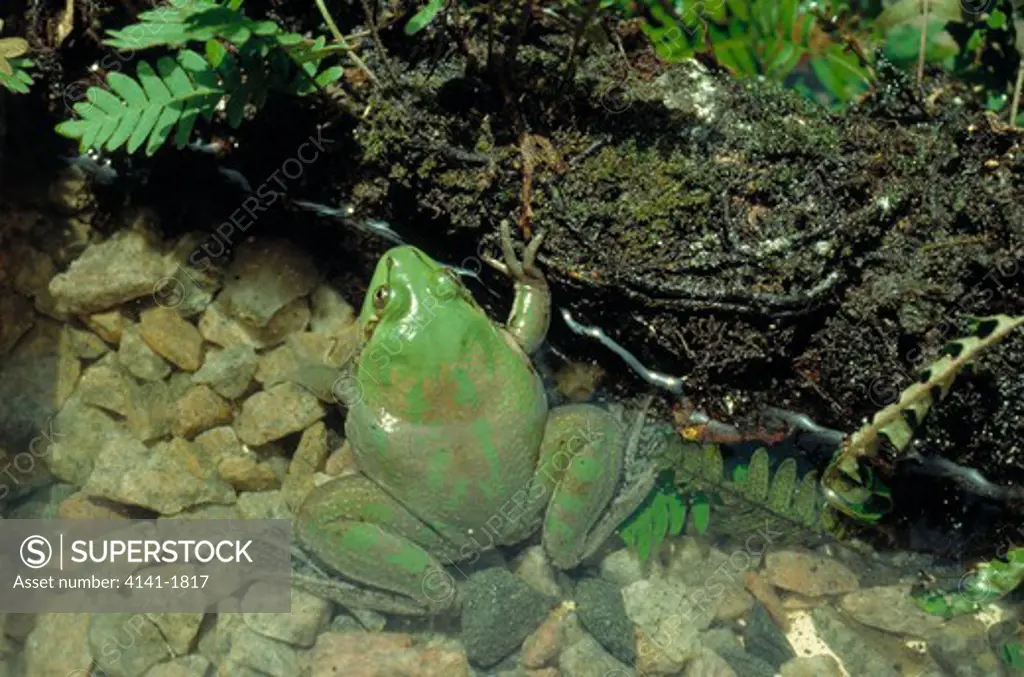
left=358, top=0, right=398, bottom=84
left=505, top=0, right=533, bottom=75
left=486, top=0, right=496, bottom=72
left=1010, top=58, right=1024, bottom=129
left=554, top=0, right=600, bottom=100
left=314, top=0, right=380, bottom=87
left=916, top=0, right=929, bottom=87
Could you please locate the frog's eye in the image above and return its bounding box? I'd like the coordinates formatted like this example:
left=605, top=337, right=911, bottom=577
left=372, top=285, right=391, bottom=311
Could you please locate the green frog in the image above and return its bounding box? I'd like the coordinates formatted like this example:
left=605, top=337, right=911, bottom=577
left=293, top=222, right=657, bottom=615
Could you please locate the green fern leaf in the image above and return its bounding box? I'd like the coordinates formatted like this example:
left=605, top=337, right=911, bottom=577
left=668, top=492, right=687, bottom=536
left=650, top=491, right=671, bottom=550
left=743, top=448, right=771, bottom=503
left=690, top=493, right=711, bottom=534
left=101, top=0, right=276, bottom=51
left=634, top=511, right=653, bottom=564
left=104, top=0, right=223, bottom=50
left=618, top=473, right=691, bottom=568
left=790, top=469, right=820, bottom=525
left=673, top=439, right=833, bottom=540
left=767, top=458, right=798, bottom=513
left=701, top=443, right=723, bottom=482
left=56, top=53, right=223, bottom=155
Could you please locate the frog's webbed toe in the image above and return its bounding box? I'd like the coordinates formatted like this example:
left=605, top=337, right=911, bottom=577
left=294, top=474, right=461, bottom=615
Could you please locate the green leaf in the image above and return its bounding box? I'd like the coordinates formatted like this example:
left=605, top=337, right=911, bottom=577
left=225, top=82, right=250, bottom=127
left=1001, top=642, right=1024, bottom=669
left=912, top=547, right=1024, bottom=618
left=315, top=65, right=344, bottom=88
left=0, top=54, right=33, bottom=93
left=668, top=494, right=687, bottom=536
left=137, top=61, right=171, bottom=104
left=767, top=458, right=798, bottom=513
left=702, top=444, right=723, bottom=482
left=811, top=48, right=870, bottom=105
left=103, top=1, right=260, bottom=50
left=0, top=37, right=29, bottom=59
left=987, top=9, right=1006, bottom=29
left=635, top=512, right=653, bottom=564
left=405, top=0, right=445, bottom=35
left=205, top=38, right=228, bottom=68
left=690, top=493, right=711, bottom=535
left=651, top=492, right=670, bottom=550
left=743, top=448, right=771, bottom=503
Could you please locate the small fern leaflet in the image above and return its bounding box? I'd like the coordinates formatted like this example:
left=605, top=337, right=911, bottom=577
left=56, top=51, right=223, bottom=156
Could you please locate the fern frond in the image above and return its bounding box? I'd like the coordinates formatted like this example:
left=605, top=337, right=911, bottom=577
left=102, top=0, right=342, bottom=94
left=102, top=0, right=279, bottom=50
left=676, top=442, right=836, bottom=540
left=55, top=51, right=223, bottom=156
left=618, top=473, right=688, bottom=568
left=824, top=314, right=1024, bottom=518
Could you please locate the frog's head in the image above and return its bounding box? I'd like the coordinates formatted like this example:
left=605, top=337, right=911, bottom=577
left=355, top=245, right=494, bottom=386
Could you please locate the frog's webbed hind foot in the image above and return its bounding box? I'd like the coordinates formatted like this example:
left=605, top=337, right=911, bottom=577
left=483, top=219, right=551, bottom=354
left=294, top=474, right=461, bottom=616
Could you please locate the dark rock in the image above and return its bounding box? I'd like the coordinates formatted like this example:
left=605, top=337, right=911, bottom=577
left=574, top=577, right=636, bottom=666
left=717, top=646, right=777, bottom=677
left=461, top=567, right=557, bottom=668
left=742, top=602, right=795, bottom=669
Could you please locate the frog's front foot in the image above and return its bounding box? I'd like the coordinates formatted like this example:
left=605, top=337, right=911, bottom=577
left=484, top=219, right=551, bottom=354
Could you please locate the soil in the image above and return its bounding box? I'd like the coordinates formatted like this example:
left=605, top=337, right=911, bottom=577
left=2, top=0, right=1023, bottom=560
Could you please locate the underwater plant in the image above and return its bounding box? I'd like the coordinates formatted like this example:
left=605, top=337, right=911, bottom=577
left=618, top=313, right=1024, bottom=601
left=618, top=471, right=702, bottom=568
left=822, top=314, right=1024, bottom=521
left=823, top=314, right=1024, bottom=615
left=618, top=443, right=837, bottom=568
left=911, top=547, right=1024, bottom=618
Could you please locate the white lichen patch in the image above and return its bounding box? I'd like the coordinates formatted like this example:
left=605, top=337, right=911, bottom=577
left=785, top=610, right=851, bottom=677
left=975, top=602, right=1011, bottom=628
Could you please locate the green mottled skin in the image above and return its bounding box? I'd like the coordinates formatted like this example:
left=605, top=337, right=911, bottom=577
left=296, top=239, right=633, bottom=614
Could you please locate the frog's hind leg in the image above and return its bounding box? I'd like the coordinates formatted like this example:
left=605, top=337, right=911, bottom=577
left=538, top=401, right=661, bottom=570
left=295, top=474, right=462, bottom=615
left=529, top=403, right=628, bottom=569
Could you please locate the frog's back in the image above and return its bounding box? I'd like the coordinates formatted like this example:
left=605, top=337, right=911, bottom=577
left=347, top=320, right=548, bottom=546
